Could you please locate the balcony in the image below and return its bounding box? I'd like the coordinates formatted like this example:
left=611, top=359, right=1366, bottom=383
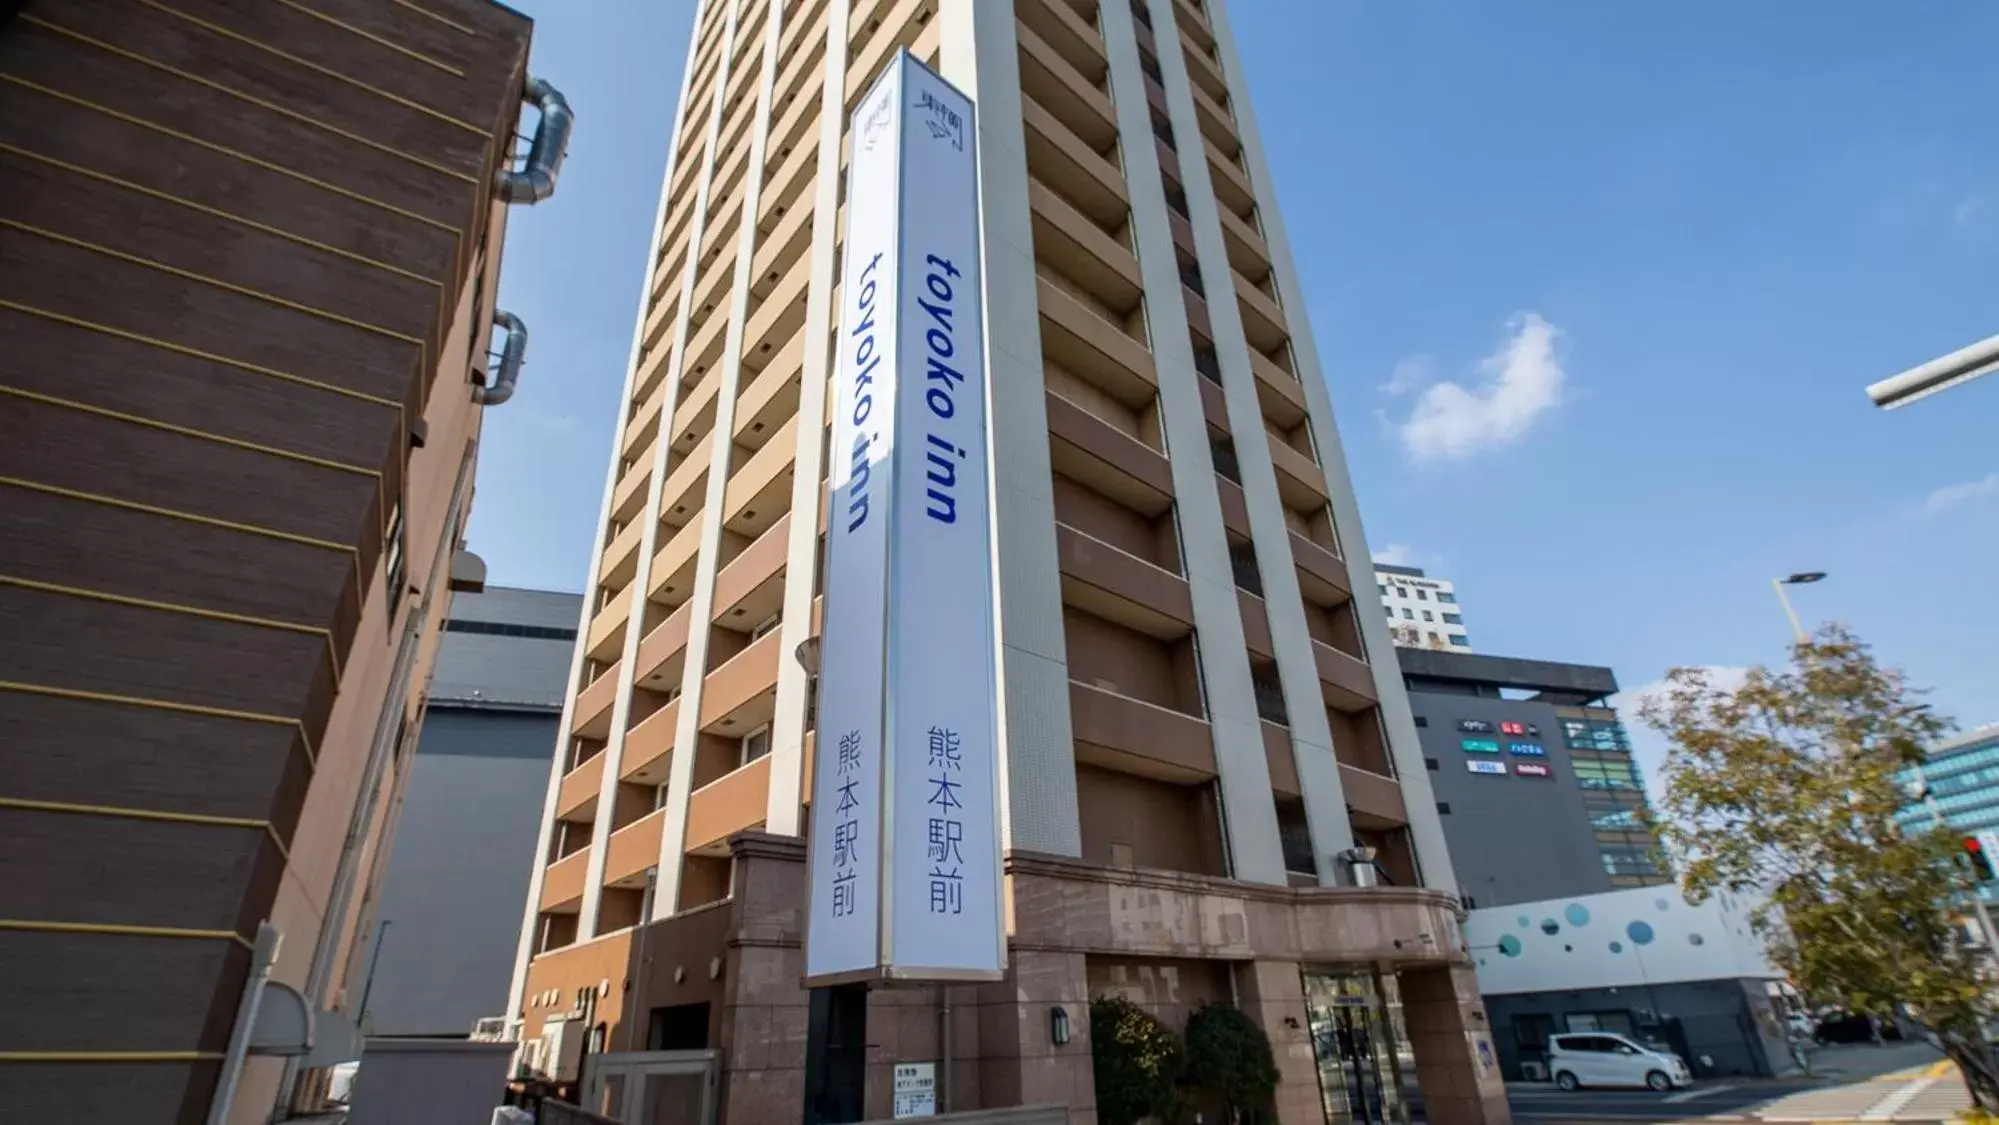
left=1340, top=764, right=1408, bottom=830
left=843, top=0, right=932, bottom=112
left=1057, top=523, right=1194, bottom=640
left=621, top=697, right=678, bottom=785
left=622, top=385, right=665, bottom=462
left=735, top=331, right=805, bottom=453
left=611, top=446, right=653, bottom=526
left=600, top=517, right=644, bottom=591
left=685, top=756, right=772, bottom=855
left=714, top=513, right=790, bottom=630
left=1180, top=34, right=1228, bottom=102
left=659, top=438, right=713, bottom=531
left=556, top=753, right=603, bottom=823
left=700, top=628, right=780, bottom=734
left=1174, top=0, right=1216, bottom=52
left=750, top=188, right=813, bottom=301
left=1189, top=74, right=1235, bottom=151
left=634, top=601, right=692, bottom=691
left=1070, top=680, right=1216, bottom=783
left=1029, top=180, right=1142, bottom=318
left=1291, top=531, right=1350, bottom=607
left=1022, top=96, right=1128, bottom=230
left=1313, top=639, right=1377, bottom=713
left=1267, top=432, right=1326, bottom=508
left=1217, top=204, right=1270, bottom=283
left=572, top=662, right=619, bottom=740
left=1018, top=21, right=1116, bottom=154
left=649, top=521, right=702, bottom=607
left=602, top=808, right=666, bottom=889
left=1250, top=348, right=1306, bottom=429
left=1238, top=590, right=1274, bottom=659
left=1037, top=278, right=1157, bottom=407
left=1045, top=391, right=1173, bottom=516
left=1265, top=721, right=1299, bottom=798
left=672, top=368, right=721, bottom=457
left=722, top=416, right=797, bottom=540
left=585, top=586, right=632, bottom=664
left=1205, top=137, right=1256, bottom=219
left=1017, top=0, right=1105, bottom=82
left=1235, top=272, right=1288, bottom=353
left=743, top=263, right=809, bottom=374
left=539, top=848, right=587, bottom=913
left=1198, top=367, right=1230, bottom=432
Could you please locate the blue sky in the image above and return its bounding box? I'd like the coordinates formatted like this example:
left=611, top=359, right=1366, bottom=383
left=472, top=2, right=1999, bottom=788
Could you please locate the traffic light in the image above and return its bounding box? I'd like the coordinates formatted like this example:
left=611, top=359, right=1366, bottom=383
left=1965, top=836, right=1995, bottom=882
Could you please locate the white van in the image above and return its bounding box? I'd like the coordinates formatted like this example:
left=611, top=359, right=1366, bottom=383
left=1548, top=1032, right=1692, bottom=1091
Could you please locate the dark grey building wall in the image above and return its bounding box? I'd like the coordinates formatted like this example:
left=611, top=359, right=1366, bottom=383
left=363, top=707, right=557, bottom=1036
left=1408, top=693, right=1614, bottom=908
left=1483, top=977, right=1789, bottom=1081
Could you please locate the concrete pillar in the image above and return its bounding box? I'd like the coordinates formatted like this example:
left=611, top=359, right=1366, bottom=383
left=977, top=950, right=1097, bottom=1124
left=1232, top=960, right=1323, bottom=1125
left=1400, top=965, right=1513, bottom=1124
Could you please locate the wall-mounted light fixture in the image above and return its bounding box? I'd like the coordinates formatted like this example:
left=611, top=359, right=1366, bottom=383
left=1050, top=1006, right=1071, bottom=1047
left=1282, top=1016, right=1301, bottom=1030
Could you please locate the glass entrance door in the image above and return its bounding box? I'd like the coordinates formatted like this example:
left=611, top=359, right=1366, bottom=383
left=1303, top=972, right=1410, bottom=1125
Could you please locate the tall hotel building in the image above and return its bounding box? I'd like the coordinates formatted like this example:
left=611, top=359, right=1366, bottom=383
left=513, top=1, right=1510, bottom=1122
left=0, top=1, right=559, bottom=1121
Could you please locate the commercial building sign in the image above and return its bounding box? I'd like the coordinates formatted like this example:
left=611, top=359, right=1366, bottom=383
left=1460, top=738, right=1501, bottom=754
left=1466, top=760, right=1507, bottom=775
left=1514, top=762, right=1552, bottom=778
left=806, top=52, right=1003, bottom=985
left=1458, top=719, right=1494, bottom=733
left=1500, top=721, right=1539, bottom=737
left=1506, top=742, right=1546, bottom=757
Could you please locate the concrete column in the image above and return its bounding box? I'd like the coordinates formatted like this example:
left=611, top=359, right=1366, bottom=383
left=509, top=1, right=713, bottom=1013
left=938, top=1, right=1084, bottom=858
left=1401, top=965, right=1513, bottom=1124
left=1232, top=960, right=1323, bottom=1125
left=1202, top=0, right=1458, bottom=891
left=1103, top=0, right=1286, bottom=883
left=655, top=0, right=788, bottom=912
left=1145, top=0, right=1356, bottom=877
left=976, top=949, right=1096, bottom=1122
left=765, top=0, right=852, bottom=837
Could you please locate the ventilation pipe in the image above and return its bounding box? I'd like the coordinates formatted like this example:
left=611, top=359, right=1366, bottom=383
left=495, top=76, right=572, bottom=204
left=477, top=310, right=526, bottom=406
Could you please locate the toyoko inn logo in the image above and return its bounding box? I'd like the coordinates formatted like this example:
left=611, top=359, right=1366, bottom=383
left=860, top=93, right=893, bottom=153
left=914, top=88, right=965, bottom=151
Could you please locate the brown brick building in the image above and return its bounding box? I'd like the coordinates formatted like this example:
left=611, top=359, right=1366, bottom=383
left=0, top=1, right=561, bottom=1120
left=503, top=0, right=1512, bottom=1122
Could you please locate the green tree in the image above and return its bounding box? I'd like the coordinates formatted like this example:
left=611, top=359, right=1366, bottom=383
left=1183, top=1002, right=1279, bottom=1125
left=1090, top=995, right=1185, bottom=1125
left=1638, top=625, right=1997, bottom=1107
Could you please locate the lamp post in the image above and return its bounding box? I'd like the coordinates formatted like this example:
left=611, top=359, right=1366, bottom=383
left=1771, top=572, right=1826, bottom=645
left=1866, top=333, right=1999, bottom=410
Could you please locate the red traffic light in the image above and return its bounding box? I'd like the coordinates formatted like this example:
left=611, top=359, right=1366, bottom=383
left=1968, top=836, right=1983, bottom=853
left=1967, top=837, right=1996, bottom=882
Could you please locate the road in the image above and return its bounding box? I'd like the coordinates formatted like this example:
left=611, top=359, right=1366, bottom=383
left=1502, top=1043, right=1966, bottom=1124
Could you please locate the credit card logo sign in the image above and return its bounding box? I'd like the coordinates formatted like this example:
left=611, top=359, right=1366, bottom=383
left=1460, top=739, right=1501, bottom=754
left=1515, top=763, right=1551, bottom=778
left=1507, top=742, right=1547, bottom=757
left=1458, top=719, right=1494, bottom=734
left=1466, top=760, right=1507, bottom=775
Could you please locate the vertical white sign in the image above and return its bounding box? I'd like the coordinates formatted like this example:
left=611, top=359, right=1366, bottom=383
left=805, top=52, right=1003, bottom=984
left=805, top=61, right=902, bottom=982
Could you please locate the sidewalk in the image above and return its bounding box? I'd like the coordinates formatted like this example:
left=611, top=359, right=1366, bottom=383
left=1736, top=1058, right=1966, bottom=1123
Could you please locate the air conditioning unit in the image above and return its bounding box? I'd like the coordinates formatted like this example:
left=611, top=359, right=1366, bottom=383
left=1520, top=1061, right=1548, bottom=1082
left=539, top=1016, right=586, bottom=1082
left=470, top=1016, right=509, bottom=1042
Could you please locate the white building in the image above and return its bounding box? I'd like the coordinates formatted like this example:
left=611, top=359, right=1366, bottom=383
left=1376, top=564, right=1471, bottom=651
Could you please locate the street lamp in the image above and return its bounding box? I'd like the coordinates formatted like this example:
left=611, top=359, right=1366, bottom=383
left=1770, top=572, right=1825, bottom=644
left=1866, top=333, right=1999, bottom=410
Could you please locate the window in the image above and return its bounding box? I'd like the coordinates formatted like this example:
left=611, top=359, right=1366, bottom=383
left=1442, top=613, right=1462, bottom=625
left=1421, top=611, right=1433, bottom=622
left=444, top=619, right=580, bottom=641
left=1437, top=592, right=1457, bottom=604
left=751, top=615, right=780, bottom=641
left=383, top=504, right=407, bottom=618
left=1573, top=759, right=1641, bottom=790
left=1413, top=716, right=1428, bottom=728
left=654, top=782, right=671, bottom=811
left=1450, top=636, right=1471, bottom=647
left=1416, top=589, right=1429, bottom=601
left=1425, top=757, right=1439, bottom=771
left=1401, top=608, right=1413, bottom=620
left=1377, top=584, right=1387, bottom=597
left=1436, top=802, right=1452, bottom=815
left=740, top=725, right=772, bottom=767
left=1427, top=631, right=1441, bottom=643
left=1396, top=587, right=1408, bottom=598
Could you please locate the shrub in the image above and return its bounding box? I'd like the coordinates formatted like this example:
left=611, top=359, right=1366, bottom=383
left=1090, top=995, right=1185, bottom=1125
left=1183, top=1002, right=1279, bottom=1125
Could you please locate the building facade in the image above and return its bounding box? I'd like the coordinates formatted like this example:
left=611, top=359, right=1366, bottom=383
left=510, top=1, right=1508, bottom=1123
left=1898, top=723, right=1999, bottom=908
left=356, top=587, right=582, bottom=1038
left=1375, top=564, right=1470, bottom=651
left=1399, top=649, right=1670, bottom=909
left=0, top=3, right=561, bottom=1121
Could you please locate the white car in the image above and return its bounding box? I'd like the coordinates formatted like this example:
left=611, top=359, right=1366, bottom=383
left=1548, top=1032, right=1693, bottom=1091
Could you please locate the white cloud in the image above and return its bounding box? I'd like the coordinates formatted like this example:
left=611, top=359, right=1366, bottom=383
left=1920, top=471, right=1999, bottom=518
left=1379, top=355, right=1433, bottom=397
left=1371, top=543, right=1423, bottom=568
left=1611, top=666, right=1752, bottom=811
left=1394, top=312, right=1567, bottom=462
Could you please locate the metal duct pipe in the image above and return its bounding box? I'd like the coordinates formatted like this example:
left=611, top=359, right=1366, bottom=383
left=495, top=76, right=572, bottom=204
left=477, top=310, right=526, bottom=406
